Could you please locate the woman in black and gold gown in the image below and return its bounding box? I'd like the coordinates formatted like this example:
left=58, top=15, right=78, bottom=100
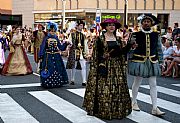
left=83, top=19, right=132, bottom=120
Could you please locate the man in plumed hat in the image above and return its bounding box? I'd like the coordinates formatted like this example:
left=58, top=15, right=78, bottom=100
left=66, top=20, right=88, bottom=86
left=32, top=24, right=47, bottom=73
left=128, top=14, right=165, bottom=116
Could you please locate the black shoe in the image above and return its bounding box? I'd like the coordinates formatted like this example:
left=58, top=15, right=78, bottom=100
left=70, top=81, right=75, bottom=85
left=82, top=83, right=86, bottom=86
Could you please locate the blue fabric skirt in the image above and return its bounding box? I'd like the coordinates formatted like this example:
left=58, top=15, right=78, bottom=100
left=128, top=59, right=161, bottom=78
left=40, top=53, right=68, bottom=88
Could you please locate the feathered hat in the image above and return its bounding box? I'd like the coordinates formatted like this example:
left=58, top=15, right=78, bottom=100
left=47, top=21, right=58, bottom=31
left=100, top=18, right=121, bottom=29
left=137, top=14, right=160, bottom=26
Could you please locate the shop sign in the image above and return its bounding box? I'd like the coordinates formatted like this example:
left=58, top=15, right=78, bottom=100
left=96, top=9, right=101, bottom=23
left=102, top=15, right=121, bottom=19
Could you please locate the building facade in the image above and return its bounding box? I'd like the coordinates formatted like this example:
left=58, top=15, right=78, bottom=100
left=0, top=0, right=22, bottom=29
left=12, top=0, right=180, bottom=30
left=0, top=0, right=12, bottom=14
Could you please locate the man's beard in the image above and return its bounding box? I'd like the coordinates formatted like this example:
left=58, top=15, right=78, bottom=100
left=143, top=25, right=151, bottom=31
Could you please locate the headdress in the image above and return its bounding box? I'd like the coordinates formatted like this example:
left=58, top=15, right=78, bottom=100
left=66, top=21, right=77, bottom=34
left=137, top=14, right=160, bottom=26
left=100, top=18, right=121, bottom=29
left=47, top=21, right=58, bottom=31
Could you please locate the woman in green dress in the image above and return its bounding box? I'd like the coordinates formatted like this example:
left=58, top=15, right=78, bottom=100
left=83, top=19, right=132, bottom=120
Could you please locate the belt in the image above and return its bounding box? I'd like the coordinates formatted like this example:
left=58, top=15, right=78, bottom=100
left=46, top=51, right=59, bottom=54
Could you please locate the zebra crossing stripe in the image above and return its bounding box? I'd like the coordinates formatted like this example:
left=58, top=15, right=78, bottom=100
left=141, top=85, right=180, bottom=98
left=67, top=88, right=171, bottom=123
left=172, top=84, right=180, bottom=87
left=33, top=72, right=40, bottom=76
left=0, top=93, right=39, bottom=123
left=68, top=88, right=180, bottom=114
left=0, top=83, right=40, bottom=89
left=29, top=91, right=105, bottom=123
left=129, top=90, right=180, bottom=114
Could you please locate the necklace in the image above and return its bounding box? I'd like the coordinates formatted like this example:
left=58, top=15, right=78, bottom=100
left=105, top=33, right=116, bottom=41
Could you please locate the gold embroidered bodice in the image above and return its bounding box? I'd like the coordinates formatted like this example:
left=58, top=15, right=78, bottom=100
left=12, top=33, right=22, bottom=45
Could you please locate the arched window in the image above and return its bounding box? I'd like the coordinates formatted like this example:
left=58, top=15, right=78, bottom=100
left=172, top=0, right=174, bottom=10
left=106, top=0, right=109, bottom=9
left=154, top=0, right=156, bottom=10
left=97, top=0, right=99, bottom=8
left=69, top=0, right=72, bottom=9
left=77, top=0, right=78, bottom=9
left=163, top=0, right=165, bottom=10
left=144, top=0, right=146, bottom=10
left=116, top=0, right=118, bottom=9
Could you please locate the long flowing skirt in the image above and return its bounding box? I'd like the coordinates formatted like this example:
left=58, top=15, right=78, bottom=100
left=40, top=53, right=68, bottom=88
left=34, top=47, right=40, bottom=63
left=1, top=45, right=32, bottom=75
left=83, top=57, right=132, bottom=120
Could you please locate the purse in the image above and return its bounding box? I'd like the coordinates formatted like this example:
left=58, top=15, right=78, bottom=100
left=40, top=69, right=50, bottom=78
left=40, top=54, right=50, bottom=78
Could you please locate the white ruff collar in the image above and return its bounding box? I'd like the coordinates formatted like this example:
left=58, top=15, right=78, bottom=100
left=140, top=27, right=152, bottom=33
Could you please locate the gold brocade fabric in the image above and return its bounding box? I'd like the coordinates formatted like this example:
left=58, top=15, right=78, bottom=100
left=7, top=46, right=28, bottom=75
left=83, top=35, right=132, bottom=120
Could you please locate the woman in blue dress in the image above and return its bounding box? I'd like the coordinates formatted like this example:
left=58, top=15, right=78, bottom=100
left=39, top=22, right=68, bottom=88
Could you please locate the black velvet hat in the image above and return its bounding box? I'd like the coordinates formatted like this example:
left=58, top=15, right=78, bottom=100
left=138, top=14, right=160, bottom=26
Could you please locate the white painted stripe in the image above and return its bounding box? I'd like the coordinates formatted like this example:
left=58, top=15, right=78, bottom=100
left=0, top=83, right=40, bottom=89
left=67, top=88, right=170, bottom=123
left=33, top=72, right=40, bottom=76
left=172, top=84, right=180, bottom=87
left=141, top=85, right=180, bottom=98
left=127, top=110, right=170, bottom=123
left=0, top=93, right=39, bottom=123
left=129, top=90, right=180, bottom=114
left=29, top=91, right=105, bottom=123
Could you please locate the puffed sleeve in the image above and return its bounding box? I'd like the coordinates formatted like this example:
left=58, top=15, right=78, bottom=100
left=96, top=36, right=105, bottom=64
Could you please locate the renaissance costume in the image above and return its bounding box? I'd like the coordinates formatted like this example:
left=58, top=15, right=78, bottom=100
left=83, top=19, right=132, bottom=120
left=39, top=22, right=68, bottom=88
left=66, top=20, right=88, bottom=86
left=1, top=33, right=32, bottom=75
left=129, top=14, right=165, bottom=116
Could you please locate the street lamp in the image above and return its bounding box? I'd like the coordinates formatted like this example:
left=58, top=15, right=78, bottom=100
left=62, top=0, right=66, bottom=29
left=124, top=0, right=128, bottom=26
